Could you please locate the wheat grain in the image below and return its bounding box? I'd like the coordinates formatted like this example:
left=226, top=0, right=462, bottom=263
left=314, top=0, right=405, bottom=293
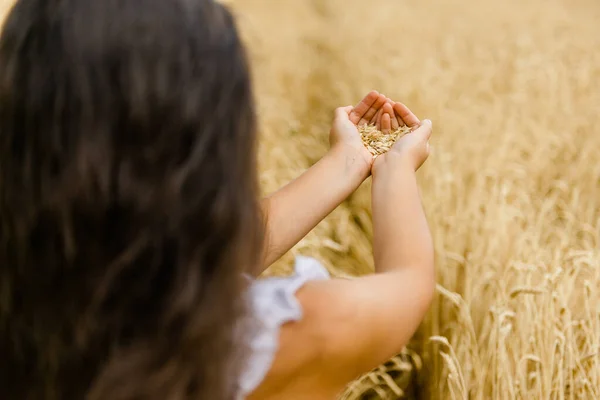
left=358, top=124, right=411, bottom=156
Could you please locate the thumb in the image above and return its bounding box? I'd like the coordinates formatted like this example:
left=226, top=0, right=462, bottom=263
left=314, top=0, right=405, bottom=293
left=412, top=119, right=432, bottom=141
left=334, top=106, right=353, bottom=121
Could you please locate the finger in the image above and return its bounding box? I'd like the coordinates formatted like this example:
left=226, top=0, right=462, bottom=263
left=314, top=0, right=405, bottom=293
left=384, top=98, right=401, bottom=128
left=413, top=119, right=433, bottom=141
left=393, top=102, right=420, bottom=128
left=381, top=112, right=392, bottom=134
left=349, top=91, right=379, bottom=124
left=391, top=112, right=400, bottom=130
left=359, top=93, right=387, bottom=126
left=387, top=102, right=403, bottom=128
left=370, top=107, right=384, bottom=125
left=334, top=106, right=353, bottom=122
left=380, top=103, right=394, bottom=129
left=372, top=96, right=396, bottom=126
left=374, top=109, right=383, bottom=129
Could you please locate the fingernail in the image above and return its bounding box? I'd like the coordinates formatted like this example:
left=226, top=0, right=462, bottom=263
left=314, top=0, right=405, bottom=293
left=423, top=119, right=432, bottom=125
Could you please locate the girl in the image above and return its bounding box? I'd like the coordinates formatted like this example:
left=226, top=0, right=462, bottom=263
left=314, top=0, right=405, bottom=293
left=0, top=0, right=434, bottom=399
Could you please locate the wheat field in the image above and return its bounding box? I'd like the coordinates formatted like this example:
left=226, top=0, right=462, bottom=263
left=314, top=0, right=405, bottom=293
left=225, top=0, right=600, bottom=398
left=2, top=0, right=600, bottom=398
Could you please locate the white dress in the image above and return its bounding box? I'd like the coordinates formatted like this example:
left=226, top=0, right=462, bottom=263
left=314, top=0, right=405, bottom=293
left=237, top=256, right=330, bottom=398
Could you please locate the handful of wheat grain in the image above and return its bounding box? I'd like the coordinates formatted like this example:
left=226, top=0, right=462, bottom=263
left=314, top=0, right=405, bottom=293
left=359, top=124, right=412, bottom=156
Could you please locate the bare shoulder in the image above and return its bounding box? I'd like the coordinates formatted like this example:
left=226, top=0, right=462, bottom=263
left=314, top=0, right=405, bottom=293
left=251, top=271, right=435, bottom=398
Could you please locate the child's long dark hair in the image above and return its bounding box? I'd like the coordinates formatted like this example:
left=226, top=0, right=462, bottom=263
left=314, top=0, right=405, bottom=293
left=0, top=0, right=262, bottom=398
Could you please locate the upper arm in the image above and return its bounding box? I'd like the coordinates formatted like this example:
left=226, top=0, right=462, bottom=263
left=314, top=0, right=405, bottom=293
left=291, top=270, right=435, bottom=382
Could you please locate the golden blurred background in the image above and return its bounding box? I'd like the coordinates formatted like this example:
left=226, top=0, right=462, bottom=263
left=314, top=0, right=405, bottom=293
left=225, top=0, right=600, bottom=398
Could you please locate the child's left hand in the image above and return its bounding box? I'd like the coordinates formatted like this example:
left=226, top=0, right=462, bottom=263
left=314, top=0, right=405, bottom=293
left=329, top=91, right=388, bottom=169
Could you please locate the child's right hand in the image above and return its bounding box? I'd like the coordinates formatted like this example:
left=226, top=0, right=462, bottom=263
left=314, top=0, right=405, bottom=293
left=372, top=103, right=433, bottom=175
left=387, top=119, right=432, bottom=170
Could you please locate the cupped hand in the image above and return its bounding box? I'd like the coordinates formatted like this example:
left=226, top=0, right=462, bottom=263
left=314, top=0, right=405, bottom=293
left=330, top=91, right=387, bottom=148
left=330, top=91, right=429, bottom=174
left=373, top=119, right=433, bottom=175
left=329, top=91, right=388, bottom=169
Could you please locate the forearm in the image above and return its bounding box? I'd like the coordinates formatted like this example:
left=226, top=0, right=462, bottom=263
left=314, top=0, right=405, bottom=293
left=371, top=157, right=434, bottom=275
left=261, top=146, right=370, bottom=269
